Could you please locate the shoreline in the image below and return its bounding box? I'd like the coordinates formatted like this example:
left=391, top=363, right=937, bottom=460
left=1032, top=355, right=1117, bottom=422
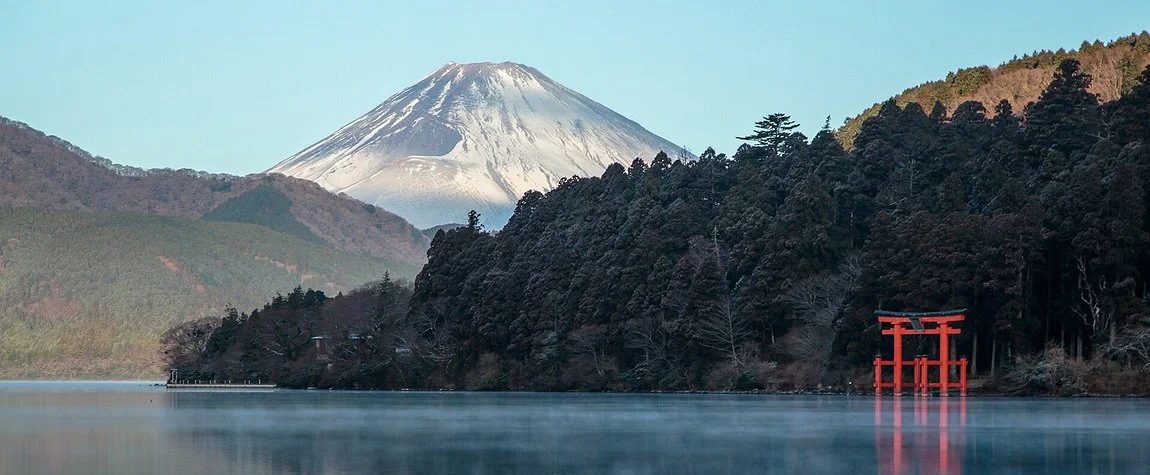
left=3, top=380, right=1146, bottom=397
left=237, top=385, right=1150, bottom=398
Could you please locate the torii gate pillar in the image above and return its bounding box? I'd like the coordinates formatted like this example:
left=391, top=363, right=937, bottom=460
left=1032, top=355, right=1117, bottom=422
left=873, top=309, right=967, bottom=396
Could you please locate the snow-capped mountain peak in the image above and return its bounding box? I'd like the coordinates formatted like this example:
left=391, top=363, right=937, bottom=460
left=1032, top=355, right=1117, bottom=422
left=270, top=61, right=691, bottom=228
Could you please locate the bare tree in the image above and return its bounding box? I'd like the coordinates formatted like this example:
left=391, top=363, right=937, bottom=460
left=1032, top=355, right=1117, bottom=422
left=332, top=281, right=421, bottom=386
left=784, top=254, right=861, bottom=328
left=677, top=145, right=693, bottom=163
left=1074, top=256, right=1116, bottom=346
left=1104, top=326, right=1150, bottom=369
left=407, top=308, right=454, bottom=364
left=160, top=316, right=220, bottom=372
left=780, top=253, right=862, bottom=366
left=1088, top=49, right=1125, bottom=103
left=566, top=324, right=613, bottom=378
left=255, top=313, right=315, bottom=361
left=697, top=297, right=750, bottom=366
left=694, top=231, right=751, bottom=365
left=624, top=310, right=672, bottom=374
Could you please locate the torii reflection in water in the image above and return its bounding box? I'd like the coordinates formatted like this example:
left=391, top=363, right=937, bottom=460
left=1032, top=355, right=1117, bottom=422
left=874, top=396, right=968, bottom=475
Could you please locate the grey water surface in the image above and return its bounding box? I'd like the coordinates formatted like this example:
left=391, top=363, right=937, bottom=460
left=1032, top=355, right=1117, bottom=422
left=1, top=382, right=1148, bottom=474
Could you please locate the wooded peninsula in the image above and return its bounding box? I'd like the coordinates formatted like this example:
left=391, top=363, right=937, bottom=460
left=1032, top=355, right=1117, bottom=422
left=166, top=55, right=1150, bottom=396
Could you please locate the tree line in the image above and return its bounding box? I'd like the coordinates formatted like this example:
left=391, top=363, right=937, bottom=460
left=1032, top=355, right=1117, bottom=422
left=166, top=60, right=1150, bottom=393
left=838, top=32, right=1150, bottom=149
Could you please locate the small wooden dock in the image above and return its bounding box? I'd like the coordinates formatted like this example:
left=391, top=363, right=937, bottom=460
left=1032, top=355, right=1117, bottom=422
left=166, top=381, right=275, bottom=389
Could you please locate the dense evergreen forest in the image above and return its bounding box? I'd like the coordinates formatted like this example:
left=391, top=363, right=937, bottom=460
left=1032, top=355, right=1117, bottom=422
left=168, top=60, right=1150, bottom=394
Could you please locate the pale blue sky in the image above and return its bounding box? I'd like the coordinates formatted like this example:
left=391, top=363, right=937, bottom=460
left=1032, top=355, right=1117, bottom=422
left=2, top=1, right=1148, bottom=175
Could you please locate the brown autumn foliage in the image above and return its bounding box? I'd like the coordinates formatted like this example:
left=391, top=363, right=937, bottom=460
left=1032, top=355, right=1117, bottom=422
left=0, top=116, right=430, bottom=265
left=0, top=117, right=431, bottom=378
left=1001, top=346, right=1150, bottom=396
left=838, top=33, right=1150, bottom=148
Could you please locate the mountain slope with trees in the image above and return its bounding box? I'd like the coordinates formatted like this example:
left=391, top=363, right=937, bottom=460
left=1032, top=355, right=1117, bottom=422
left=838, top=32, right=1150, bottom=149
left=0, top=207, right=418, bottom=378
left=0, top=117, right=428, bottom=377
left=0, top=116, right=431, bottom=264
left=173, top=59, right=1150, bottom=394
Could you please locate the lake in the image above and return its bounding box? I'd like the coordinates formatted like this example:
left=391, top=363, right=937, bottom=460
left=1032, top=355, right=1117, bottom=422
left=0, top=382, right=1147, bottom=474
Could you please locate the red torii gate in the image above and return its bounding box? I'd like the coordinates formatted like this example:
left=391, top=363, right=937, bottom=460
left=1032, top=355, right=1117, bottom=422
left=873, top=309, right=968, bottom=396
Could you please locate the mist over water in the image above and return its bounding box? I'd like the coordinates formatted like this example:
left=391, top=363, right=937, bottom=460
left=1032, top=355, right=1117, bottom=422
left=1, top=382, right=1147, bottom=474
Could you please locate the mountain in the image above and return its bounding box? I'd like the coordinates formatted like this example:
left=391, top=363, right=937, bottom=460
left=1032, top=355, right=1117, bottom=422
left=837, top=32, right=1150, bottom=148
left=0, top=117, right=426, bottom=377
left=0, top=116, right=431, bottom=264
left=269, top=62, right=692, bottom=228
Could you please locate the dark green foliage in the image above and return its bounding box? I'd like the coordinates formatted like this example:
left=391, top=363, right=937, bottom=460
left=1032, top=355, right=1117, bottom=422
left=737, top=113, right=802, bottom=156
left=930, top=101, right=948, bottom=122
left=948, top=66, right=994, bottom=96
left=175, top=276, right=432, bottom=388
left=204, top=185, right=325, bottom=244
left=1024, top=59, right=1100, bottom=157
left=1107, top=64, right=1150, bottom=144
left=175, top=57, right=1150, bottom=393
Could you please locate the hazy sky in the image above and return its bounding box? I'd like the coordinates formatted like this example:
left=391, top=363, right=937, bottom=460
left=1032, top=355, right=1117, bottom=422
left=3, top=1, right=1149, bottom=175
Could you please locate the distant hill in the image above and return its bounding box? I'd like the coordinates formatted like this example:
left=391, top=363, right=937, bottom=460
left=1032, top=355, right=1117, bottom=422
left=422, top=223, right=465, bottom=238
left=837, top=32, right=1150, bottom=148
left=203, top=184, right=327, bottom=244
left=0, top=207, right=419, bottom=378
left=0, top=116, right=431, bottom=265
left=0, top=117, right=429, bottom=378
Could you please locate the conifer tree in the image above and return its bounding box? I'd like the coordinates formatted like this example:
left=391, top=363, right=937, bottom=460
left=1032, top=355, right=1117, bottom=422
left=930, top=101, right=948, bottom=122
left=737, top=113, right=800, bottom=156
left=1108, top=64, right=1150, bottom=144
left=1024, top=59, right=1101, bottom=156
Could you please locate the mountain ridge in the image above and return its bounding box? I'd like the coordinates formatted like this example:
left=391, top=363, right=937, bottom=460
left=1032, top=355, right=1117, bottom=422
left=0, top=117, right=426, bottom=377
left=0, top=115, right=430, bottom=264
left=837, top=32, right=1150, bottom=148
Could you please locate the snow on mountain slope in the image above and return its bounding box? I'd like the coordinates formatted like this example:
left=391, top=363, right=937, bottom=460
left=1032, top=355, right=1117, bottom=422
left=269, top=62, right=691, bottom=228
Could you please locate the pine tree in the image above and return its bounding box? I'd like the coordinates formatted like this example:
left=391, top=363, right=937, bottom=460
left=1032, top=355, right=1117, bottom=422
left=737, top=113, right=800, bottom=156
left=467, top=210, right=482, bottom=230
left=992, top=99, right=1020, bottom=136
left=930, top=101, right=948, bottom=122
left=1108, top=64, right=1150, bottom=145
left=1024, top=59, right=1101, bottom=156
left=951, top=101, right=988, bottom=125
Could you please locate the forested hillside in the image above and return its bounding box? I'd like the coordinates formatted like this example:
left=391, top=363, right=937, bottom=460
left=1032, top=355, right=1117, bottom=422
left=174, top=59, right=1150, bottom=394
left=0, top=117, right=431, bottom=264
left=838, top=32, right=1150, bottom=149
left=0, top=117, right=431, bottom=377
left=0, top=208, right=417, bottom=378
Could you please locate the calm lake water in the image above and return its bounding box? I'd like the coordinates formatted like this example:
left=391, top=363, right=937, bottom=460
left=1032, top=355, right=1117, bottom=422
left=1, top=382, right=1148, bottom=474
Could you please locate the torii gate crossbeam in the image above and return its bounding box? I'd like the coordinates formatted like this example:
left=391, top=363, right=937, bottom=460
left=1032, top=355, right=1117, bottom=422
left=873, top=309, right=968, bottom=396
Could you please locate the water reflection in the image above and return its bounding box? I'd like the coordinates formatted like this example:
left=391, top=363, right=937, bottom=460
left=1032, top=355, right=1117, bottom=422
left=872, top=395, right=1147, bottom=475
left=2, top=383, right=1150, bottom=474
left=874, top=397, right=967, bottom=474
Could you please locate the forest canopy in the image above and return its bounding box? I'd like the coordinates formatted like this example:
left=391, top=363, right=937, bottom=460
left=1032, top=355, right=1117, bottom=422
left=169, top=60, right=1150, bottom=394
